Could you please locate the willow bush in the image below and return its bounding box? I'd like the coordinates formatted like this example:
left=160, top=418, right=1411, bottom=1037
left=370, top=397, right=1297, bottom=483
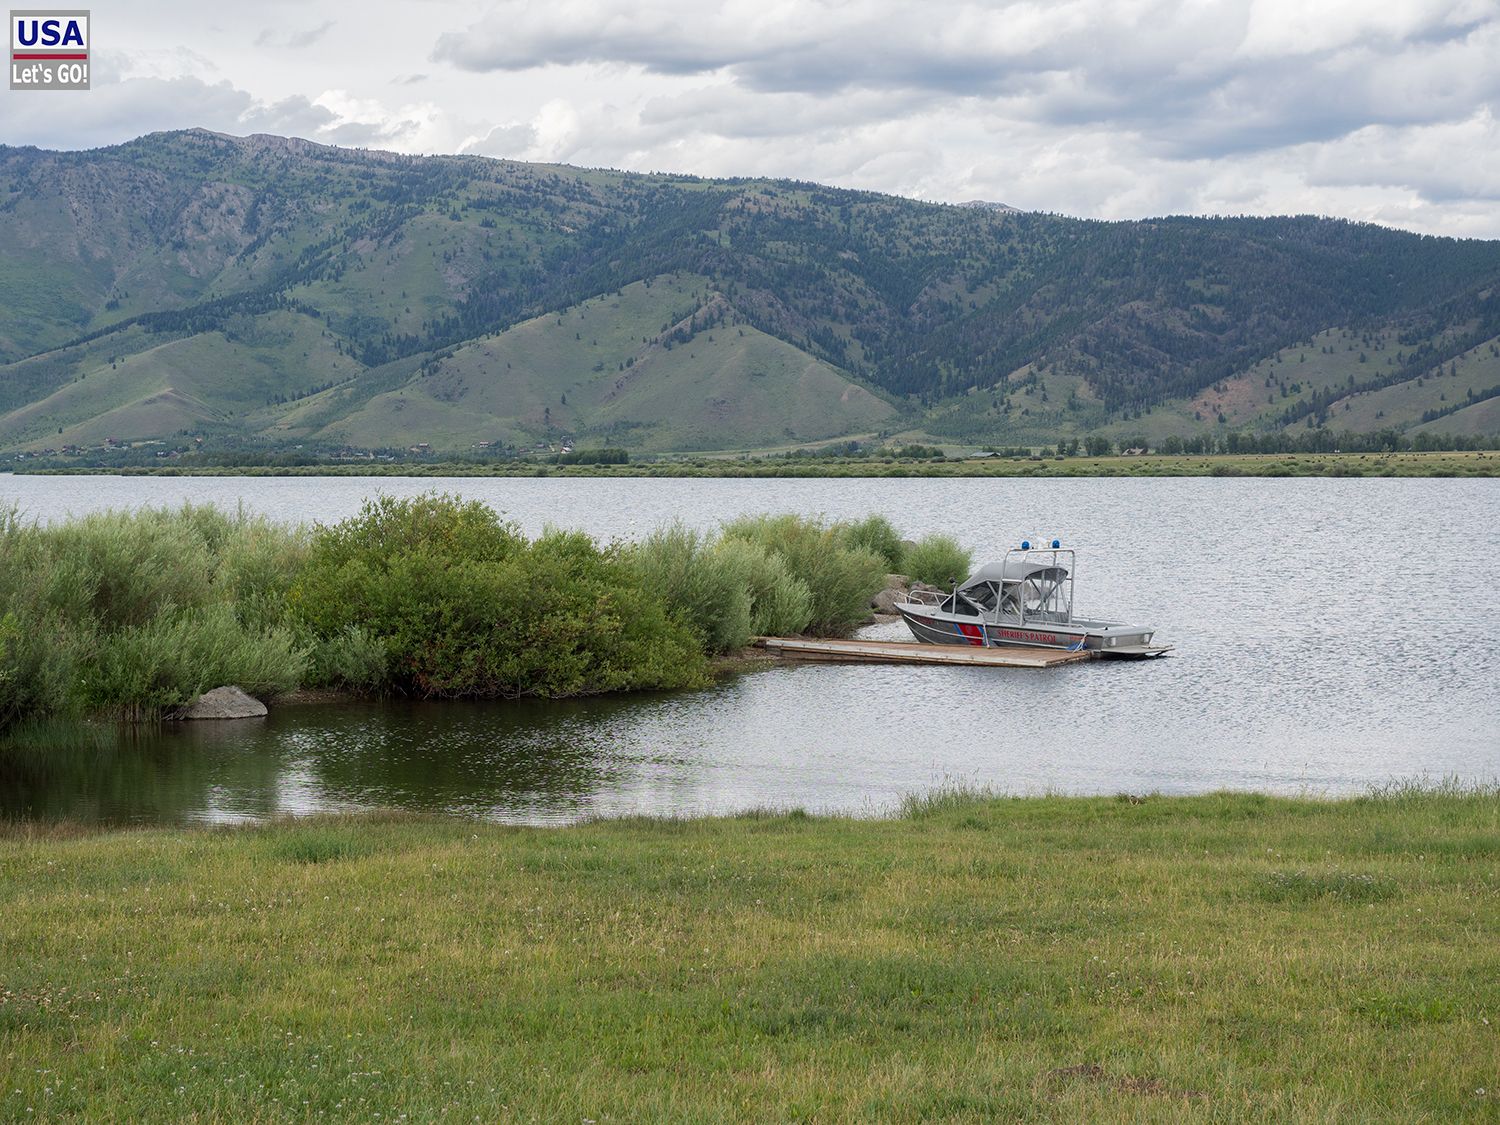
left=715, top=537, right=814, bottom=637
left=289, top=496, right=707, bottom=698
left=0, top=498, right=956, bottom=727
left=720, top=514, right=887, bottom=636
left=628, top=524, right=754, bottom=654
left=840, top=514, right=905, bottom=571
left=903, top=535, right=973, bottom=587
left=0, top=504, right=308, bottom=728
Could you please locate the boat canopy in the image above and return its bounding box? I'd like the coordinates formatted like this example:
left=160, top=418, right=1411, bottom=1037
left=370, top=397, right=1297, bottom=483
left=951, top=552, right=1075, bottom=623
left=963, top=558, right=1069, bottom=587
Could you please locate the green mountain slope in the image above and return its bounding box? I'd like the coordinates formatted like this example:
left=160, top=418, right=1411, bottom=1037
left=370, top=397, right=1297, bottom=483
left=0, top=310, right=361, bottom=448
left=297, top=276, right=894, bottom=452
left=1, top=128, right=1498, bottom=454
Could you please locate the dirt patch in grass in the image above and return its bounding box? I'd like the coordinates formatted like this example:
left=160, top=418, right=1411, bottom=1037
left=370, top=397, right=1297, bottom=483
left=1043, top=1063, right=1208, bottom=1101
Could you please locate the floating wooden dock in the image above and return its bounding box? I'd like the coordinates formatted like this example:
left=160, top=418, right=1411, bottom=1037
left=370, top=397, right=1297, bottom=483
left=754, top=636, right=1099, bottom=668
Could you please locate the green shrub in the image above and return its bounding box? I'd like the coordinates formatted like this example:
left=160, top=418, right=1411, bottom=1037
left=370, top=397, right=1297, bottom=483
left=629, top=524, right=753, bottom=654
left=306, top=626, right=389, bottom=691
left=0, top=610, right=84, bottom=730
left=39, top=507, right=215, bottom=628
left=840, top=515, right=905, bottom=571
left=904, top=535, right=973, bottom=587
left=83, top=604, right=306, bottom=719
left=0, top=505, right=307, bottom=727
left=0, top=499, right=925, bottom=725
left=724, top=538, right=814, bottom=636
left=290, top=496, right=707, bottom=698
left=214, top=517, right=310, bottom=632
left=721, top=514, right=886, bottom=636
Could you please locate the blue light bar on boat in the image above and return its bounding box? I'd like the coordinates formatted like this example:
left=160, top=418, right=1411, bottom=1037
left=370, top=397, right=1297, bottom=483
left=1021, top=540, right=1031, bottom=549
left=1052, top=539, right=1061, bottom=548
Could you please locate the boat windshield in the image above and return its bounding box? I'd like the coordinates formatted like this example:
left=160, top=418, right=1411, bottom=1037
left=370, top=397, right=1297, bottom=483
left=959, top=581, right=1000, bottom=611
left=939, top=591, right=983, bottom=616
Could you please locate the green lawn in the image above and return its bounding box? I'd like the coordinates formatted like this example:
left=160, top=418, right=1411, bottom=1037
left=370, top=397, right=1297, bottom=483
left=2, top=788, right=1495, bottom=1121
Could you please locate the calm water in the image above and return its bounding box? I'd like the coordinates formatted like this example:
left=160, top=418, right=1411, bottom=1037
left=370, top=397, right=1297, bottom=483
left=2, top=473, right=1496, bottom=824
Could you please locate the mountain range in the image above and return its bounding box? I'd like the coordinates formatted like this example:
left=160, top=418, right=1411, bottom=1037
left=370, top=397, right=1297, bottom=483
left=2, top=128, right=1498, bottom=457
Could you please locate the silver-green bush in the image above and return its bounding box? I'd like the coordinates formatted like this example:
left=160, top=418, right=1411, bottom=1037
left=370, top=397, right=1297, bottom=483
left=840, top=515, right=905, bottom=571
left=721, top=514, right=886, bottom=636
left=711, top=536, right=814, bottom=637
left=629, top=524, right=754, bottom=654
left=903, top=535, right=973, bottom=587
left=0, top=505, right=308, bottom=727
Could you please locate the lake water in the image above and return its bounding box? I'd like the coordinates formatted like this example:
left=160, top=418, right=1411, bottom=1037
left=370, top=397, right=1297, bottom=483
left=2, top=473, right=1496, bottom=824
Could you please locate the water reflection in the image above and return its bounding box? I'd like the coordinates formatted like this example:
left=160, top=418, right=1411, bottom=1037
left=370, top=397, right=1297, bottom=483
left=2, top=475, right=1497, bottom=825
left=0, top=697, right=676, bottom=826
left=0, top=719, right=277, bottom=824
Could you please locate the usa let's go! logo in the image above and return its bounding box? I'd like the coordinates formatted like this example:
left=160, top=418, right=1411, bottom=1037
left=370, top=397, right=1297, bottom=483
left=11, top=9, right=89, bottom=90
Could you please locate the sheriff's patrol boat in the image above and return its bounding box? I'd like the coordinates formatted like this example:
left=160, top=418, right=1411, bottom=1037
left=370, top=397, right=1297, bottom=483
left=895, top=541, right=1169, bottom=657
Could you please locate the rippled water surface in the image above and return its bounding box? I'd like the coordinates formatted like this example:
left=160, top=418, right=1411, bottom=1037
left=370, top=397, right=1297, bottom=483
left=3, top=473, right=1496, bottom=824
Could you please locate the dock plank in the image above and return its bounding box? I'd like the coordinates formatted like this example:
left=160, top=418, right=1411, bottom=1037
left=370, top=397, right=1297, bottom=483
left=754, top=637, right=1098, bottom=668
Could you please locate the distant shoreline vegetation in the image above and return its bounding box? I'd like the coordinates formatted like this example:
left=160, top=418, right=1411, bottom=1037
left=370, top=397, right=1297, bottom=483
left=6, top=449, right=1496, bottom=478
left=6, top=426, right=1498, bottom=477
left=0, top=499, right=963, bottom=731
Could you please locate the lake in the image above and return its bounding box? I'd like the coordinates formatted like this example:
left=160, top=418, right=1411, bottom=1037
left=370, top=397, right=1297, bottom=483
left=2, top=473, right=1496, bottom=824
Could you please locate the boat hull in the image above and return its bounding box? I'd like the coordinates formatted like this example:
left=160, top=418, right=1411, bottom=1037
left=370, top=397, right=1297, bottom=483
left=895, top=604, right=1153, bottom=653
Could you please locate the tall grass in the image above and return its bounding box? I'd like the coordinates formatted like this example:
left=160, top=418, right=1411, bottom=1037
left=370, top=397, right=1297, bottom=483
left=0, top=504, right=308, bottom=727
left=903, top=534, right=973, bottom=586
left=721, top=514, right=887, bottom=635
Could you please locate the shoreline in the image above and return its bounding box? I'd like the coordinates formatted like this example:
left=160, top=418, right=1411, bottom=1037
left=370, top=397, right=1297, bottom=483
left=259, top=646, right=781, bottom=709
left=4, top=780, right=1491, bottom=837
left=5, top=450, right=1498, bottom=478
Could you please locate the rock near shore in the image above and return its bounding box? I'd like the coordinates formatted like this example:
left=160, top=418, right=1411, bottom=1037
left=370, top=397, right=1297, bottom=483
left=871, top=574, right=947, bottom=614
left=178, top=685, right=268, bottom=720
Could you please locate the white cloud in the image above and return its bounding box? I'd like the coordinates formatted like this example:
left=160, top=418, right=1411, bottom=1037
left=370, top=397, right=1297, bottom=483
left=255, top=21, right=337, bottom=50
left=4, top=0, right=1498, bottom=236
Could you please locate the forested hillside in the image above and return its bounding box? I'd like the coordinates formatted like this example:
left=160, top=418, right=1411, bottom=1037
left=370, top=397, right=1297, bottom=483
left=2, top=128, right=1498, bottom=455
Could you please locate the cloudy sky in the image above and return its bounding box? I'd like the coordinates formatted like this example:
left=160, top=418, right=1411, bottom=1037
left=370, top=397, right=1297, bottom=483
left=6, top=0, right=1500, bottom=236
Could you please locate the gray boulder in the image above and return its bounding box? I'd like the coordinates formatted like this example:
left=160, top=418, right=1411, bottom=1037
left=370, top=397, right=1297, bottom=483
left=178, top=685, right=267, bottom=720
left=870, top=573, right=911, bottom=613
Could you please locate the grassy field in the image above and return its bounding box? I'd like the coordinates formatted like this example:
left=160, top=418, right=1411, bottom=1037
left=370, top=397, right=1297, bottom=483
left=1, top=788, right=1495, bottom=1121
left=17, top=450, right=1500, bottom=478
